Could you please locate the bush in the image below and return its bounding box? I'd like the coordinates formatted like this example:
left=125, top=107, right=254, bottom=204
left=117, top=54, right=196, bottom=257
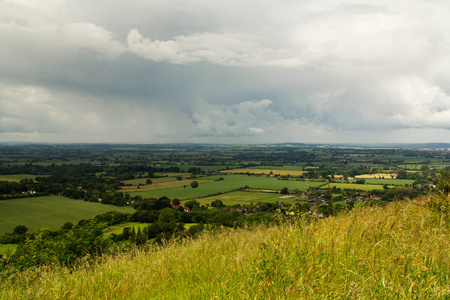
left=5, top=221, right=110, bottom=270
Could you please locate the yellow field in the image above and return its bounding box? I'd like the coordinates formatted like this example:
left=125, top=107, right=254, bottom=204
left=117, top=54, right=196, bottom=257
left=220, top=168, right=305, bottom=176
left=355, top=173, right=397, bottom=179
left=333, top=173, right=397, bottom=179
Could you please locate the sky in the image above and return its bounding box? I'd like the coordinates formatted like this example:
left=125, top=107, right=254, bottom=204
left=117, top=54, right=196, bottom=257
left=1, top=0, right=450, bottom=144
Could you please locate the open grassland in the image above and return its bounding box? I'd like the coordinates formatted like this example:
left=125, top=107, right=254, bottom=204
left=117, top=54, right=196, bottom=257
left=2, top=196, right=450, bottom=299
left=121, top=177, right=204, bottom=192
left=221, top=168, right=305, bottom=176
left=362, top=178, right=416, bottom=186
left=0, top=196, right=134, bottom=235
left=250, top=165, right=306, bottom=171
left=0, top=174, right=40, bottom=182
left=132, top=175, right=324, bottom=199
left=178, top=165, right=227, bottom=172
left=122, top=173, right=192, bottom=186
left=186, top=191, right=300, bottom=206
left=323, top=183, right=386, bottom=191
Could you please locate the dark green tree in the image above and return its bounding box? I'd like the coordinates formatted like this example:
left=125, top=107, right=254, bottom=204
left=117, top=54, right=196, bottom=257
left=13, top=225, right=28, bottom=235
left=211, top=199, right=224, bottom=208
left=280, top=187, right=289, bottom=194
left=190, top=181, right=199, bottom=188
left=136, top=227, right=146, bottom=245
left=172, top=198, right=181, bottom=206
left=185, top=200, right=200, bottom=210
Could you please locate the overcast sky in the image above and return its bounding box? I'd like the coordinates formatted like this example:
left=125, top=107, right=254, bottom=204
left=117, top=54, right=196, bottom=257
left=1, top=0, right=450, bottom=144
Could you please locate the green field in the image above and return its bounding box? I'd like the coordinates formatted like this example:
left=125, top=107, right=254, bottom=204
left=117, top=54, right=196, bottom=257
left=104, top=222, right=199, bottom=236
left=104, top=222, right=151, bottom=236
left=0, top=174, right=40, bottom=182
left=251, top=165, right=306, bottom=171
left=121, top=175, right=202, bottom=192
left=122, top=173, right=191, bottom=186
left=132, top=175, right=324, bottom=199
left=361, top=178, right=415, bottom=186
left=325, top=183, right=387, bottom=191
left=188, top=191, right=300, bottom=206
left=222, top=168, right=305, bottom=176
left=178, top=165, right=227, bottom=172
left=0, top=196, right=134, bottom=235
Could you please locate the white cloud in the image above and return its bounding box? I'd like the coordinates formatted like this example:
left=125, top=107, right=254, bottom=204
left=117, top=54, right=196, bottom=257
left=0, top=84, right=69, bottom=133
left=127, top=29, right=308, bottom=67
left=386, top=76, right=450, bottom=129
left=61, top=23, right=126, bottom=60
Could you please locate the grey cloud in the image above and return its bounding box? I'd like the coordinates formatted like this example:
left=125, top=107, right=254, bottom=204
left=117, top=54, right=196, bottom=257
left=189, top=99, right=280, bottom=137
left=1, top=0, right=450, bottom=143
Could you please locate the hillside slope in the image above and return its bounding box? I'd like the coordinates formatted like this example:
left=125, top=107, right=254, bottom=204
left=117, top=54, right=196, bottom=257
left=2, top=195, right=450, bottom=299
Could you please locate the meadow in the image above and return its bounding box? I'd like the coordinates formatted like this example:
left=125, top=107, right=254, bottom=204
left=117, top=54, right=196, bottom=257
left=104, top=222, right=151, bottom=236
left=121, top=175, right=198, bottom=192
left=324, top=182, right=386, bottom=191
left=132, top=175, right=324, bottom=199
left=362, top=178, right=415, bottom=186
left=187, top=191, right=300, bottom=206
left=0, top=196, right=134, bottom=235
left=222, top=168, right=305, bottom=176
left=2, top=195, right=450, bottom=299
left=0, top=174, right=40, bottom=182
left=251, top=165, right=306, bottom=171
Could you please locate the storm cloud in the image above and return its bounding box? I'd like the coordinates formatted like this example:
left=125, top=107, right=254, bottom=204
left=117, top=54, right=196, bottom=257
left=1, top=0, right=450, bottom=144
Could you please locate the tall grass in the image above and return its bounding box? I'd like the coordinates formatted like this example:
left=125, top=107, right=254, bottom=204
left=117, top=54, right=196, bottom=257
left=2, top=195, right=450, bottom=299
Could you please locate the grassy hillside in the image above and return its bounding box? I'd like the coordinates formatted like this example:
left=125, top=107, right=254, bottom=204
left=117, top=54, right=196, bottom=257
left=0, top=196, right=134, bottom=235
left=2, top=195, right=450, bottom=299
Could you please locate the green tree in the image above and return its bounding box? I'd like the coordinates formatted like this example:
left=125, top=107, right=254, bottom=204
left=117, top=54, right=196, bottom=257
left=136, top=227, right=146, bottom=245
left=158, top=207, right=177, bottom=223
left=185, top=200, right=200, bottom=210
left=397, top=170, right=408, bottom=179
left=61, top=222, right=73, bottom=231
left=13, top=225, right=28, bottom=235
left=280, top=187, right=289, bottom=194
left=8, top=221, right=109, bottom=270
left=211, top=199, right=224, bottom=208
left=191, top=181, right=199, bottom=188
left=120, top=227, right=132, bottom=241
